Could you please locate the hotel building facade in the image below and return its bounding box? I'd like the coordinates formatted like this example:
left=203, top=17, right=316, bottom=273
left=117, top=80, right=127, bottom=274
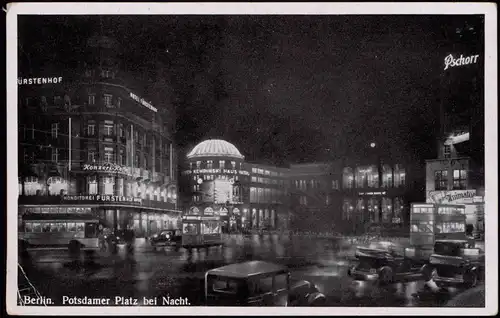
left=18, top=36, right=181, bottom=237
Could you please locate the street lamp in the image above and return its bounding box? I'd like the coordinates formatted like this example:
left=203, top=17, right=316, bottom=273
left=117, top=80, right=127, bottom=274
left=370, top=142, right=376, bottom=148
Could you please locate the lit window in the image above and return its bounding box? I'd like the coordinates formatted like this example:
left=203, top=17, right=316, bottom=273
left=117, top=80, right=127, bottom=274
left=104, top=147, right=114, bottom=163
left=219, top=160, right=225, bottom=169
left=104, top=94, right=113, bottom=107
left=231, top=161, right=236, bottom=169
left=207, top=160, right=213, bottom=169
left=117, top=97, right=122, bottom=108
left=51, top=123, right=59, bottom=138
left=88, top=150, right=96, bottom=162
left=453, top=169, right=467, bottom=190
left=196, top=161, right=201, bottom=169
left=104, top=121, right=114, bottom=136
left=88, top=94, right=95, bottom=105
left=51, top=148, right=59, bottom=162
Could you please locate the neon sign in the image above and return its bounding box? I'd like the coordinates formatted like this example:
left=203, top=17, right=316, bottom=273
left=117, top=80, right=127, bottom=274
left=129, top=92, right=157, bottom=112
left=444, top=54, right=480, bottom=70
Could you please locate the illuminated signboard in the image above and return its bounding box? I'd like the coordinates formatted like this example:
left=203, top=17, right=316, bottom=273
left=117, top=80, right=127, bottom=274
left=182, top=169, right=249, bottom=176
left=18, top=77, right=63, bottom=85
left=204, top=207, right=214, bottom=216
left=426, top=190, right=476, bottom=205
left=82, top=163, right=131, bottom=175
left=129, top=92, right=157, bottom=112
left=214, top=179, right=233, bottom=204
left=358, top=191, right=387, bottom=195
left=63, top=195, right=142, bottom=204
left=220, top=207, right=229, bottom=216
left=444, top=54, right=480, bottom=71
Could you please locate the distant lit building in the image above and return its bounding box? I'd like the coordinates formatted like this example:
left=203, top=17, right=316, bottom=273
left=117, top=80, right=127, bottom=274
left=18, top=36, right=180, bottom=237
left=179, top=139, right=290, bottom=232
left=288, top=145, right=425, bottom=235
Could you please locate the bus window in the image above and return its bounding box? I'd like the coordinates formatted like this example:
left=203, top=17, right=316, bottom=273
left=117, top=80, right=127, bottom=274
left=42, top=223, right=51, bottom=232
left=67, top=222, right=76, bottom=232
left=183, top=223, right=198, bottom=234
left=76, top=223, right=84, bottom=232
left=25, top=222, right=33, bottom=233
left=84, top=222, right=98, bottom=238
left=50, top=223, right=59, bottom=232
left=58, top=222, right=67, bottom=232
left=32, top=223, right=42, bottom=233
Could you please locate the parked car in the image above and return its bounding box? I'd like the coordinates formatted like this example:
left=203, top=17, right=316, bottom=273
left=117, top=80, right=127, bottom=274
left=421, top=239, right=484, bottom=289
left=347, top=241, right=424, bottom=285
left=205, top=260, right=326, bottom=306
left=149, top=230, right=182, bottom=249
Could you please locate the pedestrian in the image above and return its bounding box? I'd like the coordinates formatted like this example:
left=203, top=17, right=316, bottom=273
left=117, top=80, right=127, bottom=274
left=98, top=227, right=106, bottom=251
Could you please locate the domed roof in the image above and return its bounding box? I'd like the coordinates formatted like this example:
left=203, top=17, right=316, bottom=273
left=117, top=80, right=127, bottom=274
left=187, top=139, right=244, bottom=160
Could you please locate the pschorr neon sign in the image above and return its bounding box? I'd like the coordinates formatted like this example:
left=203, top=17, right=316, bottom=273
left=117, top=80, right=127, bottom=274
left=444, top=54, right=480, bottom=70
left=130, top=92, right=157, bottom=112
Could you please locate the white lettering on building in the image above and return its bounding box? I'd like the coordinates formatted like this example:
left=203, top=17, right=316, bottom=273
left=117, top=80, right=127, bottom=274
left=426, top=190, right=477, bottom=204
left=129, top=92, right=158, bottom=112
left=444, top=54, right=480, bottom=70
left=18, top=77, right=63, bottom=85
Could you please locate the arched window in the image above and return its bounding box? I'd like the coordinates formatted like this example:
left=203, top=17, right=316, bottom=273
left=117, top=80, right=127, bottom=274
left=342, top=167, right=354, bottom=189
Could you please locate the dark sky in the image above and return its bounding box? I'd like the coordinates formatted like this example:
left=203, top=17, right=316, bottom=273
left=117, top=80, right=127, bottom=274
left=18, top=15, right=484, bottom=166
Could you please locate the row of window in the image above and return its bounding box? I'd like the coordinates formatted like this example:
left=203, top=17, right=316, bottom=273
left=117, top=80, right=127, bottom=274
left=342, top=165, right=406, bottom=189
left=190, top=160, right=240, bottom=171
left=251, top=176, right=286, bottom=186
left=410, top=221, right=465, bottom=233
left=22, top=92, right=121, bottom=109
left=438, top=206, right=466, bottom=215
left=342, top=197, right=404, bottom=223
left=251, top=168, right=285, bottom=177
left=434, top=169, right=468, bottom=190
left=24, top=222, right=85, bottom=233
left=249, top=187, right=286, bottom=204
left=294, top=179, right=340, bottom=190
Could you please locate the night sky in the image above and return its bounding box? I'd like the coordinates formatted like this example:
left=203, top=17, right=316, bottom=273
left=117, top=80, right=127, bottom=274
left=18, top=15, right=484, bottom=166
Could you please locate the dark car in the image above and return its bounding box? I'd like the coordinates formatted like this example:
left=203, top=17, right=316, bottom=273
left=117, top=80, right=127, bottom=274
left=149, top=230, right=182, bottom=249
left=422, top=239, right=484, bottom=289
left=205, top=261, right=326, bottom=306
left=347, top=241, right=424, bottom=285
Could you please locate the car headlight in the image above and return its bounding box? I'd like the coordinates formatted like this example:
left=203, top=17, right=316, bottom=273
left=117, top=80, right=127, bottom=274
left=166, top=235, right=171, bottom=239
left=153, top=234, right=158, bottom=238
left=116, top=237, right=120, bottom=240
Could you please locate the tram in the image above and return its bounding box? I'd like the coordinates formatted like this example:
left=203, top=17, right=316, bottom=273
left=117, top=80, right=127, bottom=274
left=181, top=207, right=223, bottom=248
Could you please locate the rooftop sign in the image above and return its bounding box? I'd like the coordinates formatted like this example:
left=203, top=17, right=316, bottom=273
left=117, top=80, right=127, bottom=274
left=130, top=92, right=157, bottom=112
left=444, top=54, right=480, bottom=71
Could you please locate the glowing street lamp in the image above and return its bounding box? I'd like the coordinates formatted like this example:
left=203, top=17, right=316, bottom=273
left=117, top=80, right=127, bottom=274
left=370, top=142, right=376, bottom=148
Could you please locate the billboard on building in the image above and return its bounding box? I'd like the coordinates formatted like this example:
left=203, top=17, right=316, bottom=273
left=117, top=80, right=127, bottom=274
left=426, top=189, right=477, bottom=204
left=200, top=181, right=215, bottom=202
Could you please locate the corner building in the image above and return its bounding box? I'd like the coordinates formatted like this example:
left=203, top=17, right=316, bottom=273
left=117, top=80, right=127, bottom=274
left=179, top=139, right=290, bottom=233
left=18, top=36, right=181, bottom=237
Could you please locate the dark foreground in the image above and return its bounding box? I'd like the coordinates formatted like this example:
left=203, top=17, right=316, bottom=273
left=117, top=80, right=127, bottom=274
left=18, top=234, right=484, bottom=307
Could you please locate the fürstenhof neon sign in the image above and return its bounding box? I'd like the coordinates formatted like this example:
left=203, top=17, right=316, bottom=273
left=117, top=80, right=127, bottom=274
left=130, top=92, right=157, bottom=112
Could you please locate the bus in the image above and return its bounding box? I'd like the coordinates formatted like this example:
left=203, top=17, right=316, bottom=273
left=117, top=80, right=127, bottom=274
left=181, top=213, right=223, bottom=249
left=407, top=203, right=468, bottom=259
left=19, top=213, right=102, bottom=253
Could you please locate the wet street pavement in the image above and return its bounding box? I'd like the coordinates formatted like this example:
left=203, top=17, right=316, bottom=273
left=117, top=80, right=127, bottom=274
left=19, top=234, right=482, bottom=307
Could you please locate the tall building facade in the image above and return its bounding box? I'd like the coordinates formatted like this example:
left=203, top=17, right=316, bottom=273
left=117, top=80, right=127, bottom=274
left=425, top=21, right=485, bottom=237
left=18, top=36, right=181, bottom=237
left=179, top=139, right=290, bottom=232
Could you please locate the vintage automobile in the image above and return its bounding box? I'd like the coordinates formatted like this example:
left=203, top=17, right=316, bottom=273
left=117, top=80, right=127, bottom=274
left=421, top=239, right=484, bottom=289
left=347, top=241, right=424, bottom=285
left=205, top=260, right=326, bottom=306
left=149, top=230, right=182, bottom=249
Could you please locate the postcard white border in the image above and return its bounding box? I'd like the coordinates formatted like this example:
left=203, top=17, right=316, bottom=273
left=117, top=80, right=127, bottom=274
left=6, top=2, right=498, bottom=316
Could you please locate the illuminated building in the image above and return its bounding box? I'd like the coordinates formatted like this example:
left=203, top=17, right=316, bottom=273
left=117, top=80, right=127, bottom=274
left=18, top=36, right=181, bottom=237
left=288, top=147, right=425, bottom=235
left=179, top=139, right=291, bottom=232
left=425, top=20, right=485, bottom=239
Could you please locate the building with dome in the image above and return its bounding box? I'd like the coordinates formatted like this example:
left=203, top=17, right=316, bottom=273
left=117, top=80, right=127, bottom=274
left=180, top=139, right=291, bottom=232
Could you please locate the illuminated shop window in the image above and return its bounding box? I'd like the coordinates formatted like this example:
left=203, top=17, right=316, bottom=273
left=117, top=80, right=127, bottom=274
left=382, top=197, right=392, bottom=223
left=342, top=167, right=354, bottom=189
left=103, top=176, right=115, bottom=195
left=355, top=166, right=378, bottom=188
left=88, top=175, right=98, bottom=194
left=367, top=198, right=380, bottom=223
left=434, top=170, right=448, bottom=190
left=453, top=169, right=467, bottom=190
left=393, top=197, right=403, bottom=223
left=356, top=198, right=365, bottom=221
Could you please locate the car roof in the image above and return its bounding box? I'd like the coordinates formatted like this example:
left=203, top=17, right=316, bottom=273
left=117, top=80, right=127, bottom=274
left=435, top=239, right=468, bottom=243
left=206, top=261, right=288, bottom=279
